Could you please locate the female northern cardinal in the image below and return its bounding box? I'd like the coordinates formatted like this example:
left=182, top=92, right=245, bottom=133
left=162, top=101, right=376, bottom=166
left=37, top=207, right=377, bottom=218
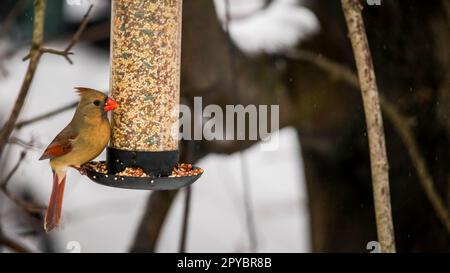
left=39, top=87, right=118, bottom=232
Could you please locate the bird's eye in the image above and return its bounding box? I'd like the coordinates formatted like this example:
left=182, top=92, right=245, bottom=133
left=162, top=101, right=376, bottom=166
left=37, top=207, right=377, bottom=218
left=93, top=100, right=101, bottom=106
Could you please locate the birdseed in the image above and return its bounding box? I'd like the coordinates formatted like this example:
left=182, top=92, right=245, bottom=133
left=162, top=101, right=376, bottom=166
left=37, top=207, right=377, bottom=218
left=84, top=161, right=203, bottom=179
left=85, top=161, right=108, bottom=174
left=110, top=0, right=182, bottom=152
left=116, top=167, right=150, bottom=177
left=169, top=163, right=204, bottom=177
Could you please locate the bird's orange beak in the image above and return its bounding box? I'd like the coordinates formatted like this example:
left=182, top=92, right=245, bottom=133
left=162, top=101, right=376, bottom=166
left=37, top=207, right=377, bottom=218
left=104, top=97, right=118, bottom=112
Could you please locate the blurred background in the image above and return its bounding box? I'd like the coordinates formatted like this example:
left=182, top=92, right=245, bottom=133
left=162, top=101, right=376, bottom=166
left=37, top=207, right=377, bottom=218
left=0, top=0, right=449, bottom=253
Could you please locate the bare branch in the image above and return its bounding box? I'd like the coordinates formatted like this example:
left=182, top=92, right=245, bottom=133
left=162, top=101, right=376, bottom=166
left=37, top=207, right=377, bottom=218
left=65, top=4, right=94, bottom=53
left=0, top=0, right=47, bottom=158
left=178, top=186, right=191, bottom=253
left=8, top=136, right=44, bottom=150
left=0, top=0, right=29, bottom=77
left=341, top=0, right=396, bottom=253
left=383, top=102, right=450, bottom=235
left=286, top=49, right=359, bottom=88
left=0, top=150, right=46, bottom=214
left=0, top=232, right=32, bottom=253
left=130, top=190, right=178, bottom=252
left=0, top=189, right=46, bottom=214
left=78, top=20, right=110, bottom=43
left=22, top=4, right=94, bottom=64
left=40, top=48, right=74, bottom=64
left=1, top=151, right=26, bottom=189
left=15, top=101, right=78, bottom=129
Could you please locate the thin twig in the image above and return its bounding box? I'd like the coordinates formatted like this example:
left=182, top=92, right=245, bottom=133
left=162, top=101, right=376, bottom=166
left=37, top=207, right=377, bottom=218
left=1, top=189, right=46, bottom=214
left=179, top=186, right=191, bottom=253
left=0, top=151, right=46, bottom=214
left=239, top=153, right=258, bottom=251
left=8, top=136, right=44, bottom=150
left=1, top=151, right=26, bottom=189
left=22, top=4, right=94, bottom=64
left=130, top=190, right=178, bottom=252
left=224, top=0, right=258, bottom=252
left=286, top=50, right=359, bottom=87
left=15, top=101, right=78, bottom=129
left=0, top=232, right=32, bottom=253
left=341, top=0, right=396, bottom=253
left=383, top=104, right=450, bottom=234
left=287, top=48, right=450, bottom=236
left=0, top=0, right=47, bottom=158
left=35, top=47, right=74, bottom=64
left=78, top=20, right=110, bottom=44
left=178, top=139, right=194, bottom=253
left=0, top=0, right=29, bottom=78
left=64, top=5, right=94, bottom=52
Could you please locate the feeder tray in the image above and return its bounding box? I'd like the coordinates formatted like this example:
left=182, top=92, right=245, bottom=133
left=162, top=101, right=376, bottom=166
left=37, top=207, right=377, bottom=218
left=84, top=161, right=203, bottom=191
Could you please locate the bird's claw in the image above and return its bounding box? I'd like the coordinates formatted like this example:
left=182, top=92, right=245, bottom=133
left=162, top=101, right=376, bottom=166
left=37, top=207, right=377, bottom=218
left=71, top=165, right=87, bottom=175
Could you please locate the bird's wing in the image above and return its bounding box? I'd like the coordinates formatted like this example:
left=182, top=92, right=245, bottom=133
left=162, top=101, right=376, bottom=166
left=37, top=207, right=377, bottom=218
left=39, top=127, right=78, bottom=160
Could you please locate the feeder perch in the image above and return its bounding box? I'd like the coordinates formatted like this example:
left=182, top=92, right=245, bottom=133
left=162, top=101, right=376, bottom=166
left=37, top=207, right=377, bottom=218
left=85, top=0, right=203, bottom=190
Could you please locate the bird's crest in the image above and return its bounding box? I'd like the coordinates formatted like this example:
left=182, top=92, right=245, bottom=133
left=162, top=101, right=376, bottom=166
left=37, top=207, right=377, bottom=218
left=74, top=87, right=97, bottom=97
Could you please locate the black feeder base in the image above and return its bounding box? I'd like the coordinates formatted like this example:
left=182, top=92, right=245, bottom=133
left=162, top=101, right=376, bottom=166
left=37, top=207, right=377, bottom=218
left=83, top=148, right=202, bottom=190
left=85, top=161, right=202, bottom=190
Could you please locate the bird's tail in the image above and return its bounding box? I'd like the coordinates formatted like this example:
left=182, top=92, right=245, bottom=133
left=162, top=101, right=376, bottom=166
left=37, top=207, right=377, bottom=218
left=44, top=171, right=66, bottom=232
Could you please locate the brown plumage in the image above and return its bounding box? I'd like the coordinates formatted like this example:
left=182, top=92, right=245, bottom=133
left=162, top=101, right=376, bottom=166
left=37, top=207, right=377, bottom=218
left=39, top=87, right=118, bottom=232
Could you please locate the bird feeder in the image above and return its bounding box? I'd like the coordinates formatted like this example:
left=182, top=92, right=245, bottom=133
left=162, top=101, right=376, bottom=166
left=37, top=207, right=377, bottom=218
left=85, top=0, right=202, bottom=190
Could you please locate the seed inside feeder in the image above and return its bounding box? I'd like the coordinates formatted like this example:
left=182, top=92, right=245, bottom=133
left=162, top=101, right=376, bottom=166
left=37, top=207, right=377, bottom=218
left=110, top=0, right=181, bottom=152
